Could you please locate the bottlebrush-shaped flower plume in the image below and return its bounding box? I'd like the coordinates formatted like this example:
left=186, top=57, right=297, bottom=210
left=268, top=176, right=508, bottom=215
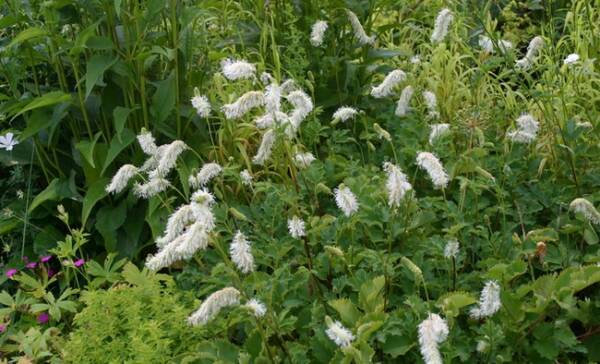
left=416, top=152, right=449, bottom=189
left=152, top=140, right=188, bottom=178
left=191, top=94, right=211, bottom=117
left=310, top=20, right=328, bottom=47
left=187, top=287, right=241, bottom=326
left=156, top=204, right=195, bottom=249
left=325, top=318, right=355, bottom=348
left=253, top=129, right=276, bottom=165
left=444, top=240, right=460, bottom=259
left=240, top=169, right=253, bottom=186
left=334, top=185, right=359, bottom=217
left=287, top=216, right=306, bottom=239
left=395, top=85, right=414, bottom=117
left=423, top=91, right=439, bottom=119
left=371, top=70, right=406, bottom=98
left=254, top=111, right=290, bottom=130
left=137, top=129, right=158, bottom=156
left=133, top=177, right=170, bottom=199
left=479, top=36, right=512, bottom=54
left=294, top=152, right=316, bottom=169
left=244, top=298, right=267, bottom=318
left=507, top=113, right=539, bottom=144
left=430, top=8, right=453, bottom=43
left=346, top=9, right=375, bottom=46
left=230, top=231, right=254, bottom=274
left=264, top=82, right=282, bottom=113
left=570, top=198, right=600, bottom=225
left=106, top=164, right=138, bottom=194
left=515, top=36, right=544, bottom=69
left=332, top=106, right=359, bottom=122
left=418, top=313, right=449, bottom=364
left=429, top=123, right=450, bottom=144
left=383, top=162, right=413, bottom=208
left=222, top=91, right=265, bottom=120
left=221, top=59, right=256, bottom=81
left=287, top=90, right=313, bottom=132
left=470, top=280, right=501, bottom=319
left=564, top=53, right=580, bottom=65
left=189, top=162, right=222, bottom=189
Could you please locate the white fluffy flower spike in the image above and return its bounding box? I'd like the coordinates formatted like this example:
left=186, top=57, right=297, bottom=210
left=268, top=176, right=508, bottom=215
left=288, top=216, right=306, bottom=239
left=430, top=8, right=453, bottom=43
left=221, top=59, right=256, bottom=81
left=244, top=298, right=267, bottom=318
left=187, top=287, right=241, bottom=326
left=395, top=85, right=414, bottom=117
left=570, top=198, right=600, bottom=225
left=371, top=70, right=406, bottom=98
left=332, top=106, right=359, bottom=123
left=416, top=152, right=449, bottom=189
left=507, top=113, right=539, bottom=144
left=230, top=231, right=254, bottom=274
left=429, top=123, right=450, bottom=145
left=106, top=164, right=138, bottom=194
left=334, top=185, right=359, bottom=217
left=253, top=129, right=276, bottom=165
left=310, top=20, right=328, bottom=47
left=418, top=313, right=449, bottom=364
left=189, top=162, right=222, bottom=189
left=325, top=318, right=355, bottom=348
left=191, top=93, right=211, bottom=117
left=444, top=240, right=460, bottom=259
left=470, top=280, right=501, bottom=319
left=346, top=9, right=375, bottom=46
left=222, top=91, right=265, bottom=120
left=383, top=162, right=413, bottom=208
left=515, top=36, right=544, bottom=69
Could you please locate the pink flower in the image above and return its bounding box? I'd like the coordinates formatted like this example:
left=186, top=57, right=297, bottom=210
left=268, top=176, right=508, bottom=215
left=0, top=323, right=6, bottom=333
left=5, top=269, right=17, bottom=278
left=26, top=262, right=37, bottom=269
left=40, top=255, right=52, bottom=263
left=73, top=258, right=85, bottom=267
left=37, top=312, right=50, bottom=324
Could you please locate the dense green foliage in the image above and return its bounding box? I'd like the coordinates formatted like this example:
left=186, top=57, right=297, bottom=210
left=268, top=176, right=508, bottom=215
left=1, top=0, right=600, bottom=363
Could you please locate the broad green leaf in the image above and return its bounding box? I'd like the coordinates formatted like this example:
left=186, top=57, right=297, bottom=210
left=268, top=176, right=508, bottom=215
left=583, top=227, right=599, bottom=245
left=70, top=20, right=101, bottom=55
left=329, top=298, right=361, bottom=327
left=101, top=128, right=136, bottom=175
left=81, top=178, right=110, bottom=227
left=358, top=276, right=385, bottom=313
left=112, top=107, right=135, bottom=141
left=8, top=27, right=47, bottom=47
left=75, top=132, right=102, bottom=168
left=85, top=54, right=116, bottom=99
left=437, top=291, right=477, bottom=318
left=28, top=173, right=80, bottom=213
left=382, top=335, right=415, bottom=358
left=150, top=73, right=176, bottom=124
left=11, top=91, right=71, bottom=120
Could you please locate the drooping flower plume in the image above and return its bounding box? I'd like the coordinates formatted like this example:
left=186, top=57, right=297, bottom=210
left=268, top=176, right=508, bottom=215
left=230, top=231, right=254, bottom=274
left=287, top=90, right=313, bottom=133
left=310, top=20, right=328, bottom=47
left=106, top=164, right=138, bottom=194
left=423, top=91, right=439, bottom=119
left=478, top=36, right=513, bottom=54
left=470, top=280, right=501, bottom=319
left=325, top=318, right=355, bottom=348
left=346, top=9, right=375, bottom=46
left=569, top=198, right=600, bottom=225
left=253, top=129, right=276, bottom=165
left=444, top=240, right=460, bottom=259
left=430, top=8, right=453, bottom=43
left=515, top=36, right=544, bottom=69
left=189, top=162, right=222, bottom=189
left=334, top=185, right=359, bottom=217
left=564, top=53, right=580, bottom=66
left=416, top=152, right=449, bottom=189
left=429, top=123, right=450, bottom=144
left=222, top=91, right=265, bottom=120
left=294, top=152, right=316, bottom=169
left=332, top=106, right=359, bottom=122
left=418, top=313, right=449, bottom=364
left=371, top=70, right=406, bottom=98
left=221, top=59, right=256, bottom=81
left=187, top=287, right=241, bottom=326
left=191, top=94, right=211, bottom=117
left=395, top=85, right=414, bottom=117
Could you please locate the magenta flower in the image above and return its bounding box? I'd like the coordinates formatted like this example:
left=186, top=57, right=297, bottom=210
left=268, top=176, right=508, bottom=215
left=73, top=258, right=85, bottom=267
left=47, top=268, right=56, bottom=278
left=5, top=269, right=18, bottom=278
left=40, top=255, right=52, bottom=263
left=26, top=262, right=37, bottom=269
left=0, top=323, right=6, bottom=333
left=37, top=312, right=50, bottom=324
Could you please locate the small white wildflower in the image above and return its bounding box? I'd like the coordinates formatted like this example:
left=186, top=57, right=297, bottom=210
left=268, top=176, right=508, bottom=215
left=0, top=132, right=19, bottom=151
left=479, top=36, right=513, bottom=54
left=346, top=9, right=375, bottom=46
left=430, top=8, right=453, bottom=43
left=294, top=152, right=316, bottom=169
left=470, top=280, right=501, bottom=319
left=326, top=320, right=355, bottom=348
left=222, top=91, right=265, bottom=120
left=423, top=91, right=439, bottom=119
left=410, top=55, right=421, bottom=64
left=371, top=70, right=406, bottom=98
left=191, top=95, right=211, bottom=117
left=570, top=198, right=600, bottom=225
left=244, top=298, right=267, bottom=318
left=137, top=130, right=158, bottom=156
left=253, top=129, right=276, bottom=165
left=416, top=152, right=449, bottom=189
left=476, top=340, right=489, bottom=353
left=221, top=59, right=256, bottom=81
left=515, top=36, right=544, bottom=70
left=189, top=162, right=222, bottom=189
left=287, top=90, right=313, bottom=133
left=106, top=164, right=138, bottom=194
left=564, top=53, right=580, bottom=65
left=443, top=240, right=459, bottom=259
left=133, top=177, right=170, bottom=198
left=310, top=20, right=328, bottom=47
left=287, top=216, right=306, bottom=239
left=418, top=313, right=449, bottom=364
left=507, top=113, right=539, bottom=144
left=332, top=106, right=359, bottom=122
left=240, top=169, right=253, bottom=186
left=334, top=185, right=359, bottom=217
left=383, top=162, right=413, bottom=208
left=429, top=123, right=450, bottom=145
left=230, top=231, right=254, bottom=274
left=187, top=287, right=241, bottom=326
left=395, top=85, right=414, bottom=117
left=16, top=190, right=24, bottom=199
